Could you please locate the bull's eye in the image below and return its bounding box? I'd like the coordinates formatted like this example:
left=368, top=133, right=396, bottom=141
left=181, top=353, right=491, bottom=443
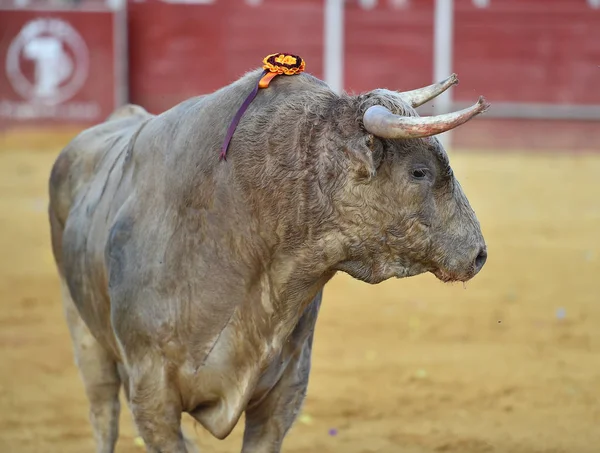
left=411, top=169, right=428, bottom=180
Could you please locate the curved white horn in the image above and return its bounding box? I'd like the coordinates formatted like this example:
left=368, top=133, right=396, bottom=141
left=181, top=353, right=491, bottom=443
left=362, top=96, right=490, bottom=140
left=397, top=73, right=459, bottom=108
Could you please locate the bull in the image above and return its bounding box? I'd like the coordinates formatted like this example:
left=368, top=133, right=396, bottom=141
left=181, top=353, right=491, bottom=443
left=48, top=63, right=488, bottom=453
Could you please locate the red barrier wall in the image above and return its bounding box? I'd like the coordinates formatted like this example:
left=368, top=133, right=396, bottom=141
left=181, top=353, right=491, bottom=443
left=127, top=0, right=324, bottom=114
left=453, top=0, right=600, bottom=105
left=0, top=5, right=123, bottom=128
left=344, top=0, right=434, bottom=95
left=126, top=0, right=600, bottom=111
left=126, top=0, right=434, bottom=110
left=2, top=0, right=599, bottom=151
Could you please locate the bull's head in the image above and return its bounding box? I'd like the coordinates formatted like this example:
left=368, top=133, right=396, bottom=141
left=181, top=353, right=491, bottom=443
left=328, top=74, right=488, bottom=284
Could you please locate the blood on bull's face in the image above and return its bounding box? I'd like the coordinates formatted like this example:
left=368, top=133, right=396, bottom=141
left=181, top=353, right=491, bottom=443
left=329, top=75, right=488, bottom=284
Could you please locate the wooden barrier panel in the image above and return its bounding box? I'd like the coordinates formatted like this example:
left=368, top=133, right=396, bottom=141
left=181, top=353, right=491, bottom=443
left=0, top=3, right=126, bottom=129
left=454, top=0, right=600, bottom=106
left=344, top=0, right=434, bottom=95
left=127, top=0, right=324, bottom=114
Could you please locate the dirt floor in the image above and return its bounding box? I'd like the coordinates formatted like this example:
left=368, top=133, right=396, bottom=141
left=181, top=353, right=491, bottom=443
left=0, top=144, right=599, bottom=453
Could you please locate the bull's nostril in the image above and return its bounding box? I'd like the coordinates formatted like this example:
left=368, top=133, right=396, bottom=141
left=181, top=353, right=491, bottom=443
left=474, top=248, right=487, bottom=273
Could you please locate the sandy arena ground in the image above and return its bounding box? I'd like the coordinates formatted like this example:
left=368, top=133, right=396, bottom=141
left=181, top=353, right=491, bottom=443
left=0, top=144, right=599, bottom=453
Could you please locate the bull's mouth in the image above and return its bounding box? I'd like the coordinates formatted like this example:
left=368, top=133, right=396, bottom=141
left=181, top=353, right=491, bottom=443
left=431, top=247, right=487, bottom=283
left=431, top=267, right=474, bottom=283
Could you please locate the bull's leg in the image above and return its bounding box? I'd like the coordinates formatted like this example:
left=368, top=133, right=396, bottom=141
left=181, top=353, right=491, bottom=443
left=241, top=336, right=315, bottom=453
left=126, top=358, right=190, bottom=453
left=61, top=280, right=121, bottom=453
left=118, top=363, right=199, bottom=453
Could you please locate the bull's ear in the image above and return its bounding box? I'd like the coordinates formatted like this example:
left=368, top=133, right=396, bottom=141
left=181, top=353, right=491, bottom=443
left=345, top=134, right=381, bottom=183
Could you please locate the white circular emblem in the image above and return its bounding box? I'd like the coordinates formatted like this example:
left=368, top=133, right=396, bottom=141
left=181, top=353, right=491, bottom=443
left=6, top=18, right=89, bottom=106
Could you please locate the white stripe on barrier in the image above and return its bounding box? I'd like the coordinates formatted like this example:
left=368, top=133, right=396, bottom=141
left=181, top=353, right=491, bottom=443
left=324, top=0, right=344, bottom=94
left=433, top=0, right=454, bottom=148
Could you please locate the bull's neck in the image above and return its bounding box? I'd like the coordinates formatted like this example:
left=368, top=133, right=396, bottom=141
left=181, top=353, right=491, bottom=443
left=222, top=90, right=345, bottom=335
left=227, top=171, right=338, bottom=341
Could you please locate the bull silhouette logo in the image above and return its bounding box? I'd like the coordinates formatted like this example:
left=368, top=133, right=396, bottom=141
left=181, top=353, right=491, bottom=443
left=6, top=18, right=89, bottom=106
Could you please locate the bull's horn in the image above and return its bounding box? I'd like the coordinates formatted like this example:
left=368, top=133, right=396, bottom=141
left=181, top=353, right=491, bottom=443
left=362, top=96, right=490, bottom=140
left=397, top=73, right=459, bottom=108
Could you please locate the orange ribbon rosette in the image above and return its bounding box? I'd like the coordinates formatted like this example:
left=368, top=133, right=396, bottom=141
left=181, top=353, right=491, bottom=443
left=259, top=53, right=306, bottom=87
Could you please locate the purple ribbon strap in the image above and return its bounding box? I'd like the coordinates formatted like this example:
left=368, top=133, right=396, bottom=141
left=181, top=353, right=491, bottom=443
left=220, top=69, right=268, bottom=161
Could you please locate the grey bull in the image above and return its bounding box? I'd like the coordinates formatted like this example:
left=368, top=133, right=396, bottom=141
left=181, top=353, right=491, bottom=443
left=48, top=67, right=489, bottom=453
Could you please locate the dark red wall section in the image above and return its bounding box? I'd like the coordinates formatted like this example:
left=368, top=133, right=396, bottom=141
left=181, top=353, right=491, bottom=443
left=453, top=0, right=600, bottom=105
left=127, top=0, right=600, bottom=110
left=126, top=0, right=435, bottom=112
left=344, top=0, right=434, bottom=95
left=127, top=0, right=324, bottom=114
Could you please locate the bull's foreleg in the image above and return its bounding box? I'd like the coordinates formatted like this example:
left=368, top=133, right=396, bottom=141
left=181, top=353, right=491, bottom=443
left=117, top=362, right=198, bottom=453
left=241, top=334, right=315, bottom=453
left=61, top=280, right=121, bottom=453
left=127, top=359, right=190, bottom=453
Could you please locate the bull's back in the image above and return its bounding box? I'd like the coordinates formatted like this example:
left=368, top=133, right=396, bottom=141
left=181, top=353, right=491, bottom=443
left=49, top=104, right=152, bottom=231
